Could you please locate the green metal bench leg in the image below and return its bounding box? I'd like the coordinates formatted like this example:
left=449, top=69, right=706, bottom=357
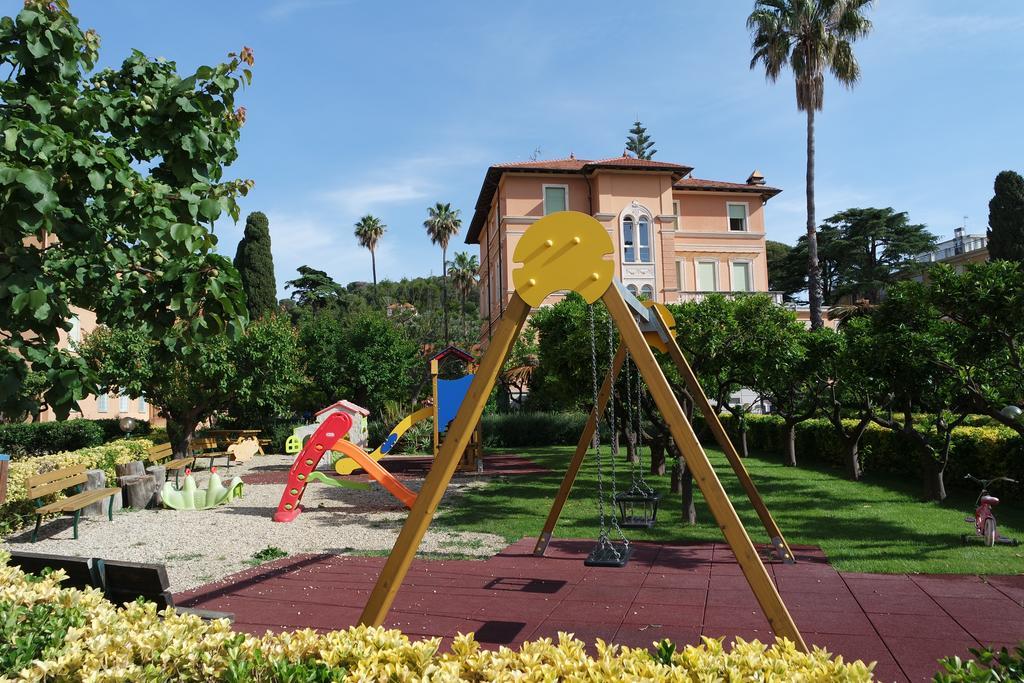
left=73, top=509, right=80, bottom=540
left=108, top=494, right=114, bottom=521
left=32, top=515, right=41, bottom=542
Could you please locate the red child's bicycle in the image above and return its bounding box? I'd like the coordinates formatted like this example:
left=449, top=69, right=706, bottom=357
left=962, top=474, right=1019, bottom=547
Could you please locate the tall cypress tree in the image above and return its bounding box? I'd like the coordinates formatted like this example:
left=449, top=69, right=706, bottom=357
left=626, top=120, right=656, bottom=160
left=988, top=170, right=1024, bottom=262
left=234, top=211, right=278, bottom=318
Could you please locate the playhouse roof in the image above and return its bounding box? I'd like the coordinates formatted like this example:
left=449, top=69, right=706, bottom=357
left=430, top=345, right=475, bottom=363
left=315, top=400, right=370, bottom=418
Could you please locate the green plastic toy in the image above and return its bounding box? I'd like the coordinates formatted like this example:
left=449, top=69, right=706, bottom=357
left=160, top=468, right=243, bottom=510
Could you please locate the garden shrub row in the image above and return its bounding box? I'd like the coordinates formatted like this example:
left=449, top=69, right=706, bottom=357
left=482, top=411, right=594, bottom=448
left=718, top=414, right=1024, bottom=494
left=0, top=418, right=155, bottom=458
left=0, top=439, right=152, bottom=536
left=0, top=554, right=875, bottom=681
left=0, top=419, right=105, bottom=458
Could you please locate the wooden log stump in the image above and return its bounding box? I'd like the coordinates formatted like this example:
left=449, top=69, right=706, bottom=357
left=82, top=468, right=122, bottom=517
left=121, top=474, right=157, bottom=510
left=145, top=465, right=166, bottom=507
left=115, top=461, right=145, bottom=479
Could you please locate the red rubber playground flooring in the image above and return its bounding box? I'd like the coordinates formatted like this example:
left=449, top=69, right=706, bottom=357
left=175, top=539, right=1024, bottom=683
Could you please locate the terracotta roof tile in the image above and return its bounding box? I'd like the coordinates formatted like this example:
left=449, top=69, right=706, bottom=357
left=674, top=177, right=782, bottom=196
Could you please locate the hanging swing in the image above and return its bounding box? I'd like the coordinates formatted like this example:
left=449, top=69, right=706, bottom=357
left=614, top=356, right=661, bottom=529
left=584, top=305, right=631, bottom=568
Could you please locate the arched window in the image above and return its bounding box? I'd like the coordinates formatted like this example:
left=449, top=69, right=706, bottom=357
left=640, top=284, right=654, bottom=299
left=627, top=284, right=639, bottom=297
left=638, top=218, right=651, bottom=262
left=622, top=217, right=635, bottom=262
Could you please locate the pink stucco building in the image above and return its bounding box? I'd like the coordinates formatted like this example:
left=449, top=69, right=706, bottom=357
left=465, top=154, right=784, bottom=340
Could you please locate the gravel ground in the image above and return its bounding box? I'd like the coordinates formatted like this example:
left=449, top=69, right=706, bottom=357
left=2, top=454, right=507, bottom=591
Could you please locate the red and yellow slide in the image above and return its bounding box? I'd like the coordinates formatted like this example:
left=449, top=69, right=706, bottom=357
left=273, top=412, right=417, bottom=523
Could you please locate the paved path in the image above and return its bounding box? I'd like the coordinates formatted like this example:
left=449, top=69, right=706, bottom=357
left=176, top=539, right=1024, bottom=682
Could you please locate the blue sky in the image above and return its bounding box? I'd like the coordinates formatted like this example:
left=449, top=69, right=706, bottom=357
left=68, top=0, right=1024, bottom=296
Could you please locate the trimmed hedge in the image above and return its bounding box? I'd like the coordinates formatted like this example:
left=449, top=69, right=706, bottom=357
left=0, top=554, right=875, bottom=681
left=482, top=411, right=594, bottom=448
left=719, top=414, right=1024, bottom=494
left=91, top=418, right=152, bottom=442
left=0, top=419, right=105, bottom=458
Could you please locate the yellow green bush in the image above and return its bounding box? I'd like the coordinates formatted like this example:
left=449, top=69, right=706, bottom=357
left=1, top=439, right=152, bottom=535
left=0, top=552, right=876, bottom=682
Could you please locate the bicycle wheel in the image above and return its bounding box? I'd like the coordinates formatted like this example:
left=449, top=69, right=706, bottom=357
left=984, top=517, right=997, bottom=547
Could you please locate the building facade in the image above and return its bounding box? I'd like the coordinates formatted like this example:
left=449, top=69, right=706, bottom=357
left=465, top=155, right=783, bottom=340
left=913, top=227, right=989, bottom=274
left=35, top=304, right=164, bottom=425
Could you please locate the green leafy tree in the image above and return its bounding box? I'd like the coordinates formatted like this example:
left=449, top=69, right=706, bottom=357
left=821, top=207, right=934, bottom=303
left=752, top=319, right=819, bottom=467
left=748, top=0, right=874, bottom=328
left=449, top=251, right=479, bottom=342
left=233, top=211, right=278, bottom=318
left=625, top=120, right=656, bottom=159
left=226, top=315, right=302, bottom=430
left=778, top=223, right=843, bottom=305
left=294, top=314, right=348, bottom=414
left=928, top=261, right=1024, bottom=436
left=423, top=202, right=462, bottom=344
left=0, top=2, right=254, bottom=418
left=813, top=321, right=881, bottom=481
left=987, top=170, right=1024, bottom=262
left=353, top=214, right=386, bottom=292
left=867, top=281, right=970, bottom=501
left=285, top=266, right=343, bottom=310
left=336, top=311, right=418, bottom=415
left=80, top=316, right=300, bottom=455
left=766, top=240, right=794, bottom=296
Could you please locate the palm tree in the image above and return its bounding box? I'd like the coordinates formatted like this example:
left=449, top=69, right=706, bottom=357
left=353, top=214, right=386, bottom=297
left=449, top=251, right=479, bottom=341
left=747, top=0, right=873, bottom=329
left=423, top=202, right=462, bottom=343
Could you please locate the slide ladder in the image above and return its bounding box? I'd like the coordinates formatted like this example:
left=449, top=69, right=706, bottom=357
left=273, top=412, right=417, bottom=523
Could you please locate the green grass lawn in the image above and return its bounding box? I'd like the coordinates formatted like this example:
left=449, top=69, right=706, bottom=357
left=436, top=445, right=1024, bottom=575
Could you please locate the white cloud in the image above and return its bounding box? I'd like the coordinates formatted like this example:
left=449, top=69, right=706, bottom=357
left=320, top=182, right=430, bottom=214
left=262, top=0, right=350, bottom=21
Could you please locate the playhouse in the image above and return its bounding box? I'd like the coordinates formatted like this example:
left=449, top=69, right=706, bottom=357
left=292, top=400, right=370, bottom=450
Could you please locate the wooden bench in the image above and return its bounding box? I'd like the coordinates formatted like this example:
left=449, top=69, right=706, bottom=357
left=6, top=550, right=99, bottom=590
left=190, top=437, right=235, bottom=470
left=26, top=465, right=120, bottom=542
left=147, top=443, right=192, bottom=485
left=8, top=552, right=233, bottom=622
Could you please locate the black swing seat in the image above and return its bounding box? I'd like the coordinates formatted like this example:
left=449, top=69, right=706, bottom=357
left=7, top=551, right=233, bottom=622
left=584, top=539, right=632, bottom=568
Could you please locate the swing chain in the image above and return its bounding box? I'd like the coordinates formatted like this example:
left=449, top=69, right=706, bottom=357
left=605, top=314, right=628, bottom=548
left=588, top=305, right=610, bottom=542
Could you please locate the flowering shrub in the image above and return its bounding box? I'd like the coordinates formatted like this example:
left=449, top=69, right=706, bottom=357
left=1, top=552, right=876, bottom=681
left=0, top=439, right=152, bottom=535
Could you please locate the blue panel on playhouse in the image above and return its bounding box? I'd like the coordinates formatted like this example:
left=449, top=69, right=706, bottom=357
left=437, top=375, right=473, bottom=435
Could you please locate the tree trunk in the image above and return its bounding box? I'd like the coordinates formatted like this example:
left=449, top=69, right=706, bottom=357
left=170, top=415, right=201, bottom=458
left=649, top=439, right=666, bottom=476
left=919, top=452, right=947, bottom=502
left=441, top=246, right=449, bottom=344
left=784, top=422, right=797, bottom=467
left=370, top=248, right=378, bottom=305
left=738, top=427, right=749, bottom=459
left=681, top=468, right=696, bottom=525
left=806, top=106, right=823, bottom=329
left=670, top=459, right=681, bottom=494
left=843, top=437, right=861, bottom=481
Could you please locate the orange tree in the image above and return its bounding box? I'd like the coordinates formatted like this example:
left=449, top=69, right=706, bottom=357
left=0, top=1, right=253, bottom=418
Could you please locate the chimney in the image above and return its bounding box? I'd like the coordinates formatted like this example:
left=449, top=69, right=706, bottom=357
left=746, top=170, right=765, bottom=186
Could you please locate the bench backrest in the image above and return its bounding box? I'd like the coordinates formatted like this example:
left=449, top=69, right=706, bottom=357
left=8, top=551, right=100, bottom=590
left=96, top=559, right=173, bottom=609
left=191, top=437, right=218, bottom=453
left=25, top=464, right=88, bottom=500
left=148, top=443, right=174, bottom=463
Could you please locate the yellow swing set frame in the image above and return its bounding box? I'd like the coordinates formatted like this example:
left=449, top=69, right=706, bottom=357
left=356, top=211, right=807, bottom=651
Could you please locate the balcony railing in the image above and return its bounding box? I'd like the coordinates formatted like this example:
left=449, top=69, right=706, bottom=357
left=677, top=290, right=785, bottom=305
